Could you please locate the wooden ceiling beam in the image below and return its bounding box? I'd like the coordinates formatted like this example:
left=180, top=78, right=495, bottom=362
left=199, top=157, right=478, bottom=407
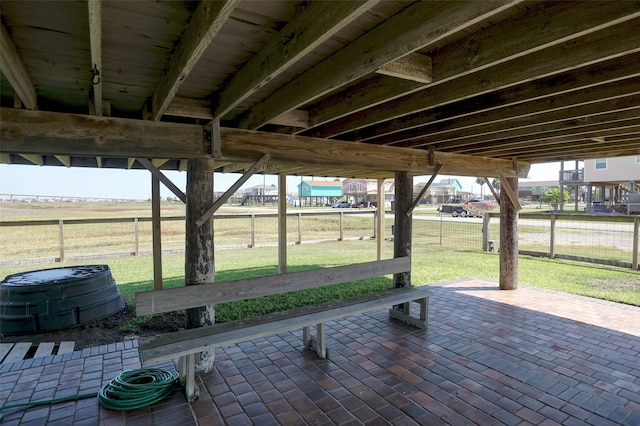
left=151, top=0, right=239, bottom=121
left=370, top=65, right=640, bottom=145
left=311, top=11, right=640, bottom=138
left=0, top=21, right=37, bottom=110
left=303, top=76, right=424, bottom=133
left=216, top=128, right=529, bottom=179
left=269, top=110, right=309, bottom=128
left=212, top=0, right=379, bottom=121
left=438, top=111, right=640, bottom=153
left=165, top=97, right=213, bottom=120
left=511, top=139, right=640, bottom=162
left=467, top=125, right=640, bottom=158
left=403, top=92, right=640, bottom=149
left=376, top=53, right=433, bottom=84
left=238, top=0, right=520, bottom=130
left=87, top=0, right=102, bottom=116
left=0, top=107, right=529, bottom=178
left=0, top=108, right=206, bottom=159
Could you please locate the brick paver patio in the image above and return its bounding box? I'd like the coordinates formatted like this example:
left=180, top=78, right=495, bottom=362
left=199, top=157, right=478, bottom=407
left=1, top=278, right=639, bottom=425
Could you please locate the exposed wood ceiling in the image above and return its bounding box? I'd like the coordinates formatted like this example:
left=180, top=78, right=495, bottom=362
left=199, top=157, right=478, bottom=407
left=1, top=0, right=639, bottom=180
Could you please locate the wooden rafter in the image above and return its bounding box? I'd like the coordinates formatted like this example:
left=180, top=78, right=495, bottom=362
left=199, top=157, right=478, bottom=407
left=87, top=0, right=102, bottom=116
left=451, top=117, right=640, bottom=156
left=151, top=0, right=240, bottom=121
left=55, top=155, right=71, bottom=167
left=309, top=7, right=640, bottom=139
left=165, top=98, right=212, bottom=120
left=269, top=110, right=310, bottom=128
left=408, top=96, right=640, bottom=150
left=0, top=21, right=37, bottom=110
left=376, top=53, right=433, bottom=84
left=20, top=154, right=43, bottom=166
left=237, top=0, right=520, bottom=130
left=212, top=0, right=379, bottom=121
left=353, top=55, right=640, bottom=143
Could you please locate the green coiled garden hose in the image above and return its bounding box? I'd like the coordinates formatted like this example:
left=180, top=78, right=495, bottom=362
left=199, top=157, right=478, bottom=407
left=98, top=368, right=180, bottom=410
left=0, top=367, right=179, bottom=421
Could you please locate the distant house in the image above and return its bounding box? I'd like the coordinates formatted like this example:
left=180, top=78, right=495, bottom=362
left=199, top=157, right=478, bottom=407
left=297, top=180, right=343, bottom=206
left=583, top=156, right=640, bottom=213
left=342, top=178, right=395, bottom=206
left=241, top=184, right=278, bottom=205
left=518, top=180, right=559, bottom=202
left=419, top=178, right=463, bottom=204
left=556, top=156, right=640, bottom=213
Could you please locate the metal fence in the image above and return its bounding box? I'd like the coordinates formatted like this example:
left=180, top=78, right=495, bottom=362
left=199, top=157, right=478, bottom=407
left=483, top=212, right=640, bottom=270
left=1, top=211, right=638, bottom=269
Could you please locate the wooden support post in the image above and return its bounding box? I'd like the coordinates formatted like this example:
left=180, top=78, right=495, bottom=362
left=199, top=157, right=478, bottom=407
left=393, top=171, right=412, bottom=290
left=550, top=214, right=556, bottom=259
left=278, top=173, right=287, bottom=274
left=499, top=176, right=519, bottom=290
left=185, top=158, right=216, bottom=375
left=58, top=219, right=65, bottom=262
left=152, top=175, right=162, bottom=290
left=482, top=213, right=491, bottom=251
left=633, top=216, right=639, bottom=270
left=134, top=217, right=139, bottom=256
left=377, top=178, right=385, bottom=260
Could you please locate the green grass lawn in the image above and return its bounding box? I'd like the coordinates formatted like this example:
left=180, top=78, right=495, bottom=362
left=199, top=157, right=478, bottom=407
left=1, top=240, right=638, bottom=333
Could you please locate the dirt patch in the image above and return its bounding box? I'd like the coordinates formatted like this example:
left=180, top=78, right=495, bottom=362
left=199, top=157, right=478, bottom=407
left=587, top=277, right=640, bottom=292
left=3, top=304, right=185, bottom=350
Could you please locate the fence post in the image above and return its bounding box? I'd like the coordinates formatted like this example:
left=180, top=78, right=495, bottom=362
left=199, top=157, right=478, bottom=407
left=633, top=216, right=639, bottom=270
left=549, top=214, right=556, bottom=259
left=250, top=214, right=255, bottom=248
left=339, top=211, right=344, bottom=241
left=297, top=212, right=302, bottom=245
left=58, top=219, right=65, bottom=262
left=134, top=217, right=139, bottom=256
left=482, top=213, right=490, bottom=251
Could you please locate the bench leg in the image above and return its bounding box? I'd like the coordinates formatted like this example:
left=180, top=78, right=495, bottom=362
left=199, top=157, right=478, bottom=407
left=179, top=354, right=200, bottom=402
left=303, top=323, right=328, bottom=359
left=388, top=297, right=429, bottom=329
left=303, top=325, right=311, bottom=348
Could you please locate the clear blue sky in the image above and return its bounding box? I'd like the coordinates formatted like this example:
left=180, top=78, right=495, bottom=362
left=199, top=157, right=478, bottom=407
left=0, top=162, right=562, bottom=200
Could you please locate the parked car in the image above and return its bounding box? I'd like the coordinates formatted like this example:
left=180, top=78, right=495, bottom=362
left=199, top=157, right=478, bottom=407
left=331, top=201, right=351, bottom=208
left=463, top=199, right=496, bottom=210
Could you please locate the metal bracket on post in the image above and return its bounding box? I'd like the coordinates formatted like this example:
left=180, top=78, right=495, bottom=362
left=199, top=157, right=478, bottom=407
left=204, top=119, right=221, bottom=158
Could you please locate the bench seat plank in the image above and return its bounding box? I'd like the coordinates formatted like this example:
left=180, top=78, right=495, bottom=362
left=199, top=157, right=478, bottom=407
left=136, top=257, right=411, bottom=316
left=140, top=286, right=431, bottom=365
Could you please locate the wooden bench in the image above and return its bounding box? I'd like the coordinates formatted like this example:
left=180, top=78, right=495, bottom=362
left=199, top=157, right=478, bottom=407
left=135, top=257, right=431, bottom=401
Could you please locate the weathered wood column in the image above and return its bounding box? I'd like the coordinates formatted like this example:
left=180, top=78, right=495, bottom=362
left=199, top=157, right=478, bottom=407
left=393, top=171, right=412, bottom=289
left=185, top=158, right=216, bottom=374
left=499, top=176, right=518, bottom=290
